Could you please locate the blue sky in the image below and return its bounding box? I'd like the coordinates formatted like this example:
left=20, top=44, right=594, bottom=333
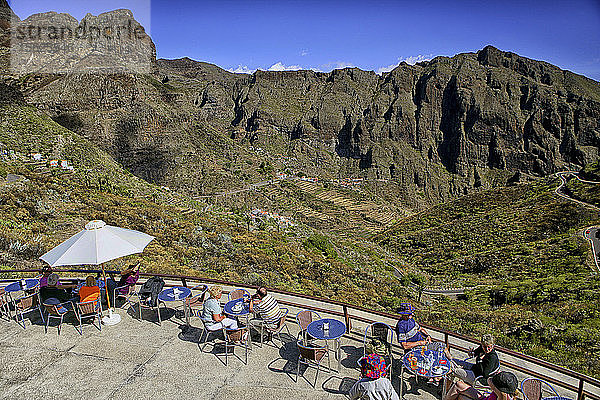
left=8, top=0, right=600, bottom=80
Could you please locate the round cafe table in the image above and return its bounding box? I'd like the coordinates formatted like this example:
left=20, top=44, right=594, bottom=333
left=402, top=347, right=450, bottom=378
left=158, top=286, right=192, bottom=325
left=5, top=278, right=39, bottom=293
left=223, top=298, right=252, bottom=349
left=400, top=346, right=450, bottom=399
left=307, top=318, right=346, bottom=372
left=223, top=298, right=250, bottom=317
left=75, top=279, right=106, bottom=291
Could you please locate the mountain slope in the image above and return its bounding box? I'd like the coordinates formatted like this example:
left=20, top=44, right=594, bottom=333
left=375, top=177, right=600, bottom=376
left=1, top=4, right=597, bottom=210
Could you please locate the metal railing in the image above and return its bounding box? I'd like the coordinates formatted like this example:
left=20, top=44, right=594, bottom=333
left=2, top=268, right=599, bottom=400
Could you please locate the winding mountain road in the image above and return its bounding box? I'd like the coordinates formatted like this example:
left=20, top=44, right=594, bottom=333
left=555, top=171, right=600, bottom=273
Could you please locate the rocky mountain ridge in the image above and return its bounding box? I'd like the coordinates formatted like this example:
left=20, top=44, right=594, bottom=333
left=1, top=4, right=599, bottom=209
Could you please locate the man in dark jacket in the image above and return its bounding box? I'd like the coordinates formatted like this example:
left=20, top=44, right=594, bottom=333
left=39, top=273, right=74, bottom=304
left=445, top=334, right=499, bottom=385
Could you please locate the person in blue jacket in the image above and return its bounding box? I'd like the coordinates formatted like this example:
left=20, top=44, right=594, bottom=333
left=395, top=303, right=431, bottom=351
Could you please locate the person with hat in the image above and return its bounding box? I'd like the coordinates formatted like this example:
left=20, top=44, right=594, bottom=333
left=349, top=354, right=399, bottom=400
left=443, top=371, right=518, bottom=400
left=395, top=303, right=431, bottom=350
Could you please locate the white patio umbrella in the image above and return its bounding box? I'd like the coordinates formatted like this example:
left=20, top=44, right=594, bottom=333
left=40, top=220, right=155, bottom=325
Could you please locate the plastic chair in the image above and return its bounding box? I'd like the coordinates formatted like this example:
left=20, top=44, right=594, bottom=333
left=127, top=291, right=162, bottom=325
left=228, top=288, right=251, bottom=302
left=295, top=309, right=321, bottom=341
left=43, top=301, right=73, bottom=334
left=74, top=297, right=102, bottom=335
left=363, top=322, right=395, bottom=375
left=14, top=291, right=45, bottom=329
left=186, top=283, right=208, bottom=318
left=521, top=378, right=563, bottom=400
left=295, top=339, right=331, bottom=388
left=255, top=307, right=291, bottom=347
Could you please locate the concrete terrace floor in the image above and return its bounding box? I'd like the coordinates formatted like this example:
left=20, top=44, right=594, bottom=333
left=0, top=304, right=443, bottom=400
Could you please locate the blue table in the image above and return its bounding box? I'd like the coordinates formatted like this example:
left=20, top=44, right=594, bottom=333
left=75, top=279, right=106, bottom=291
left=5, top=279, right=39, bottom=293
left=224, top=298, right=250, bottom=317
left=158, top=287, right=192, bottom=324
left=224, top=298, right=252, bottom=348
left=307, top=318, right=346, bottom=371
left=402, top=348, right=450, bottom=378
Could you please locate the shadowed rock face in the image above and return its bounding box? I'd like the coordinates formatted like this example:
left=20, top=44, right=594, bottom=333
left=1, top=5, right=599, bottom=206
left=223, top=49, right=599, bottom=178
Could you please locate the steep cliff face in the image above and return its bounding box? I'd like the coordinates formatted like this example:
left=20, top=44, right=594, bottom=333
left=1, top=6, right=598, bottom=208
left=222, top=48, right=599, bottom=180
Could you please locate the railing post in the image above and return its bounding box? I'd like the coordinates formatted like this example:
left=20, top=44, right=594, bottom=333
left=445, top=332, right=449, bottom=346
left=577, top=379, right=585, bottom=400
left=343, top=305, right=351, bottom=333
left=181, top=278, right=187, bottom=288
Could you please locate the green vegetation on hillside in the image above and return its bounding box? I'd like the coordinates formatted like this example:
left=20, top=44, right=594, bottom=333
left=0, top=158, right=409, bottom=310
left=2, top=100, right=600, bottom=378
left=377, top=178, right=600, bottom=377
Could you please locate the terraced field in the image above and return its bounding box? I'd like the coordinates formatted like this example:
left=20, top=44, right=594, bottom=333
left=249, top=178, right=405, bottom=239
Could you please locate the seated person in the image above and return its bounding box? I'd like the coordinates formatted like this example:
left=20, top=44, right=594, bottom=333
left=349, top=354, right=399, bottom=400
left=445, top=334, right=499, bottom=385
left=444, top=371, right=518, bottom=400
left=78, top=276, right=100, bottom=303
left=39, top=273, right=72, bottom=304
left=39, top=265, right=56, bottom=288
left=248, top=286, right=283, bottom=331
left=201, top=285, right=238, bottom=331
left=395, top=303, right=431, bottom=351
left=106, top=263, right=141, bottom=304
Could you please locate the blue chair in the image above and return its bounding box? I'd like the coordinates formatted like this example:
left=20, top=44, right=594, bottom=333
left=362, top=322, right=395, bottom=375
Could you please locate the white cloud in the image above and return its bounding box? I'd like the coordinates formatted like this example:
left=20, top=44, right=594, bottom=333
left=319, top=61, right=357, bottom=71
left=300, top=49, right=309, bottom=57
left=376, top=54, right=434, bottom=74
left=224, top=56, right=433, bottom=76
left=227, top=65, right=255, bottom=74
left=267, top=62, right=303, bottom=71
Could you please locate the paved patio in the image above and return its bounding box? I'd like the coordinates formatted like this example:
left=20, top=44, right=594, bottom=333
left=0, top=302, right=443, bottom=400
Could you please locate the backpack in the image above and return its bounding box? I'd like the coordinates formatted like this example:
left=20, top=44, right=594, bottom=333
left=366, top=338, right=388, bottom=356
left=138, top=277, right=165, bottom=307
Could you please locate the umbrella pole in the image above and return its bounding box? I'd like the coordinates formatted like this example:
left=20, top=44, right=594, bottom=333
left=102, top=264, right=112, bottom=310
left=101, top=264, right=121, bottom=325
